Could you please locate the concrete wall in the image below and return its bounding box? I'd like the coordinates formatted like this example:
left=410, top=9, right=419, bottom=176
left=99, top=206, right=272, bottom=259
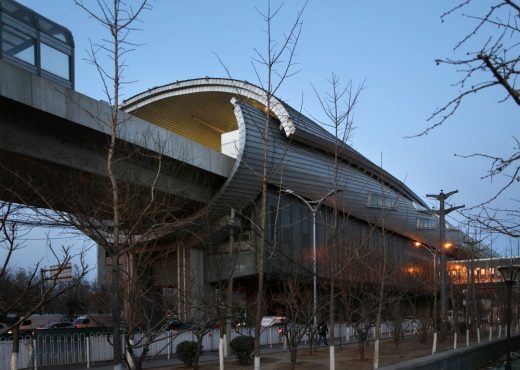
left=381, top=335, right=520, bottom=370
left=0, top=60, right=234, bottom=178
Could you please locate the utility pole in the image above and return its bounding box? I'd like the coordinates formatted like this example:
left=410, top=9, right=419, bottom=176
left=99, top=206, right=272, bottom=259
left=426, top=190, right=464, bottom=329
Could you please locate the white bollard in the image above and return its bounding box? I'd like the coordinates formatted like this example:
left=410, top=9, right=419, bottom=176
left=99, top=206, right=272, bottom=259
left=432, top=332, right=438, bottom=355
left=330, top=345, right=336, bottom=370
left=223, top=333, right=229, bottom=357
left=453, top=332, right=457, bottom=349
left=466, top=329, right=469, bottom=347
left=477, top=327, right=481, bottom=343
left=219, top=338, right=224, bottom=370
left=499, top=325, right=502, bottom=338
left=33, top=338, right=37, bottom=370
left=489, top=326, right=492, bottom=341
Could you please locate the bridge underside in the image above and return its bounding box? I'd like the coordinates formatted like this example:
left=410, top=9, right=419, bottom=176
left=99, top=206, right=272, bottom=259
left=0, top=94, right=228, bottom=238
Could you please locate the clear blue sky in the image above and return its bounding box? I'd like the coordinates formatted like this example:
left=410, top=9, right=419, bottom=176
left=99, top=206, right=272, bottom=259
left=11, top=0, right=519, bottom=276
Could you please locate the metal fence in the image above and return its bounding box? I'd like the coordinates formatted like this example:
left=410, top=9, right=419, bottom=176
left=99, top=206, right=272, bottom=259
left=0, top=321, right=418, bottom=370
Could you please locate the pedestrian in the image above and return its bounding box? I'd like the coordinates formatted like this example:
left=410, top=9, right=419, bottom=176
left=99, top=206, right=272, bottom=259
left=318, top=320, right=328, bottom=346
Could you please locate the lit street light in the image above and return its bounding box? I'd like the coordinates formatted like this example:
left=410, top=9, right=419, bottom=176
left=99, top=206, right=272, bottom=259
left=497, top=265, right=520, bottom=370
left=414, top=242, right=438, bottom=334
left=283, top=188, right=342, bottom=328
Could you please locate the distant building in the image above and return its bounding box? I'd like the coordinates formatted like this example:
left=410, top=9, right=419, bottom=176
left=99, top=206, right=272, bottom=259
left=448, top=257, right=520, bottom=287
left=447, top=257, right=520, bottom=324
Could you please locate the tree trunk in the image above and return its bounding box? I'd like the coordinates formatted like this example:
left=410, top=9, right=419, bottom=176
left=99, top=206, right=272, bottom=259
left=290, top=348, right=298, bottom=370
left=10, top=325, right=19, bottom=370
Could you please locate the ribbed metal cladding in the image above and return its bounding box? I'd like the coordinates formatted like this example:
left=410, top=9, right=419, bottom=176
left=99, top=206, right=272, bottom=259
left=203, top=99, right=272, bottom=221
left=207, top=99, right=465, bottom=250
left=124, top=78, right=468, bottom=252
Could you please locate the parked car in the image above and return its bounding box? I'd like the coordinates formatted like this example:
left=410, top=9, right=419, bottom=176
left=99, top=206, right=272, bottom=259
left=166, top=319, right=193, bottom=332
left=261, top=316, right=287, bottom=334
left=73, top=314, right=112, bottom=329
left=39, top=321, right=73, bottom=329
left=232, top=310, right=251, bottom=330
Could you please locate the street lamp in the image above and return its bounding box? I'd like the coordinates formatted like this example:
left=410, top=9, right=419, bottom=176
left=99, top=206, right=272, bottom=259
left=283, top=188, right=342, bottom=328
left=414, top=242, right=438, bottom=333
left=497, top=265, right=520, bottom=370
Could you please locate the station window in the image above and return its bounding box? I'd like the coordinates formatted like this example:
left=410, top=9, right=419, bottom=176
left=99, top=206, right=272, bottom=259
left=41, top=42, right=69, bottom=80
left=1, top=0, right=74, bottom=88
left=367, top=193, right=397, bottom=209
left=2, top=24, right=35, bottom=65
left=417, top=216, right=437, bottom=229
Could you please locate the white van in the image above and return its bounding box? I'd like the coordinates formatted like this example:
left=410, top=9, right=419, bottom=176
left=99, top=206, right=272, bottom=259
left=261, top=316, right=286, bottom=327
left=20, top=314, right=65, bottom=331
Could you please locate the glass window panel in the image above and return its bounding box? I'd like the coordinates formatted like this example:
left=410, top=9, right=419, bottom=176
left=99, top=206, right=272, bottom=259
left=39, top=18, right=68, bottom=42
left=2, top=25, right=35, bottom=65
left=41, top=42, right=69, bottom=80
left=417, top=216, right=436, bottom=229
left=367, top=193, right=397, bottom=209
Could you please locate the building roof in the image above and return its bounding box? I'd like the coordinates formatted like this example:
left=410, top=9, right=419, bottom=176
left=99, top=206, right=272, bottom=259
left=124, top=77, right=477, bottom=255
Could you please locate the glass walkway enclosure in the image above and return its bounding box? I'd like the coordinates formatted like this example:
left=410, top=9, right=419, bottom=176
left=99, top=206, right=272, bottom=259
left=0, top=0, right=74, bottom=88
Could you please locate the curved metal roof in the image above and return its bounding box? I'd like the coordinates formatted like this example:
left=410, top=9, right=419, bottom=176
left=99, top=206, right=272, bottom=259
left=123, top=77, right=468, bottom=251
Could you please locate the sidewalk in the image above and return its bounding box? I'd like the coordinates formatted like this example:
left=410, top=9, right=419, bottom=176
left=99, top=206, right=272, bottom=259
left=75, top=342, right=290, bottom=370
left=72, top=333, right=463, bottom=370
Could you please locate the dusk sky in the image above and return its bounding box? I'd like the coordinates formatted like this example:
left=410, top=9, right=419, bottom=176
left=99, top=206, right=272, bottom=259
left=10, top=1, right=519, bottom=278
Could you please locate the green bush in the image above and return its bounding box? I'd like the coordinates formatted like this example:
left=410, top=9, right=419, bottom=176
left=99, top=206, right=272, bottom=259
left=230, top=335, right=254, bottom=365
left=176, top=341, right=201, bottom=366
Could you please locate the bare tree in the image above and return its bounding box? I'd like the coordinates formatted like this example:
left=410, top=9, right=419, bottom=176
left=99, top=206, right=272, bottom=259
left=249, top=2, right=306, bottom=369
left=312, top=74, right=364, bottom=369
left=411, top=1, right=520, bottom=237
left=427, top=1, right=519, bottom=131
left=272, top=274, right=314, bottom=370
left=71, top=1, right=160, bottom=369
left=0, top=201, right=88, bottom=370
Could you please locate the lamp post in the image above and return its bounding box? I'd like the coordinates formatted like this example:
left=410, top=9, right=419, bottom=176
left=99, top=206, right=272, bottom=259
left=414, top=242, right=438, bottom=333
left=497, top=265, right=520, bottom=370
left=283, top=188, right=342, bottom=328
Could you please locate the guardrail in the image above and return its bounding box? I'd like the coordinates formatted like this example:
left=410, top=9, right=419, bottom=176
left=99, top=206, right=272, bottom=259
left=380, top=335, right=520, bottom=370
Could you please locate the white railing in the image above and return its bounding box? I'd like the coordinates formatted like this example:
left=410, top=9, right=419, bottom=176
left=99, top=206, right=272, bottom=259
left=0, top=320, right=426, bottom=370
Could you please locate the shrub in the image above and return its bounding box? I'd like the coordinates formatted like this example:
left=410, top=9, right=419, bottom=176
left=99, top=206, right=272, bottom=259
left=176, top=341, right=201, bottom=366
left=230, top=335, right=254, bottom=365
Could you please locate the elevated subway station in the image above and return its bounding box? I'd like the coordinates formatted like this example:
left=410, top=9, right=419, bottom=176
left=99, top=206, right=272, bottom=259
left=0, top=0, right=494, bottom=321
